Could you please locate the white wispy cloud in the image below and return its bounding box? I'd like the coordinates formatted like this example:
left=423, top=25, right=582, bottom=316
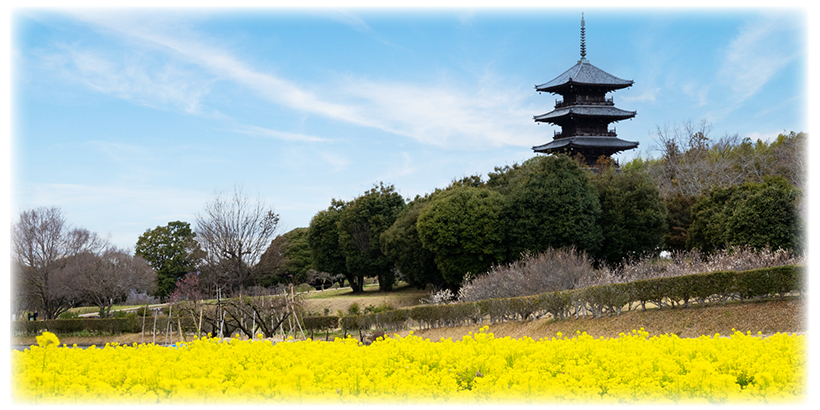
left=39, top=43, right=213, bottom=114
left=69, top=12, right=370, bottom=126
left=620, top=88, right=658, bottom=103
left=61, top=11, right=544, bottom=151
left=718, top=15, right=800, bottom=104
left=231, top=124, right=330, bottom=142
left=314, top=10, right=399, bottom=48
left=337, top=76, right=543, bottom=149
left=680, top=82, right=709, bottom=107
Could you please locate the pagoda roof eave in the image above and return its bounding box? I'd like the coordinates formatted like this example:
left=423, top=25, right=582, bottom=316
left=534, top=106, right=637, bottom=122
left=532, top=136, right=639, bottom=153
left=535, top=61, right=633, bottom=93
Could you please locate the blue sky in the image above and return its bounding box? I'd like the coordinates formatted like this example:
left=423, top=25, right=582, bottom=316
left=9, top=7, right=810, bottom=251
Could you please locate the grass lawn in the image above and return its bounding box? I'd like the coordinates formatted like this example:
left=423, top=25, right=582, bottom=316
left=301, top=282, right=431, bottom=316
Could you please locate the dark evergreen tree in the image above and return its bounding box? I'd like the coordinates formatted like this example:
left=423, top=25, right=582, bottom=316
left=662, top=192, right=697, bottom=251
left=688, top=176, right=803, bottom=253
left=307, top=199, right=350, bottom=288
left=498, top=155, right=603, bottom=260
left=593, top=168, right=668, bottom=265
left=337, top=183, right=406, bottom=292
left=380, top=196, right=445, bottom=290
left=257, top=227, right=313, bottom=286
left=416, top=185, right=506, bottom=285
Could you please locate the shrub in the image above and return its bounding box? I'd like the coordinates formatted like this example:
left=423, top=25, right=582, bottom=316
left=420, top=288, right=456, bottom=305
left=58, top=311, right=80, bottom=319
left=457, top=247, right=595, bottom=302
left=302, top=315, right=338, bottom=331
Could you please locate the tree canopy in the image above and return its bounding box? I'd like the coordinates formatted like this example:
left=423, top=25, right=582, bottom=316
left=337, top=183, right=406, bottom=292
left=135, top=221, right=199, bottom=300
left=12, top=207, right=107, bottom=319
left=308, top=199, right=350, bottom=288
left=688, top=176, right=803, bottom=253
left=195, top=187, right=280, bottom=292
left=416, top=185, right=506, bottom=285
left=380, top=196, right=445, bottom=290
left=257, top=227, right=313, bottom=286
left=592, top=168, right=667, bottom=265
left=66, top=248, right=155, bottom=318
left=498, top=154, right=603, bottom=260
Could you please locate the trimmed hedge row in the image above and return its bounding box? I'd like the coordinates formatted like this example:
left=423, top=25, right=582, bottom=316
left=340, top=309, right=410, bottom=331
left=339, top=265, right=804, bottom=331
left=12, top=316, right=198, bottom=336
left=13, top=266, right=803, bottom=337
left=13, top=317, right=140, bottom=336
left=302, top=315, right=339, bottom=331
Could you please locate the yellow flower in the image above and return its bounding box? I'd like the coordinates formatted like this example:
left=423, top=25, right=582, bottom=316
left=36, top=331, right=60, bottom=348
left=10, top=327, right=805, bottom=404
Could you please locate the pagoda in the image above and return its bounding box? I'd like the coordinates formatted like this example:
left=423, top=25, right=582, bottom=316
left=532, top=14, right=638, bottom=166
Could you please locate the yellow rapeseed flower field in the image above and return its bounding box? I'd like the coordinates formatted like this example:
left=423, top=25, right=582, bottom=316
left=12, top=327, right=804, bottom=404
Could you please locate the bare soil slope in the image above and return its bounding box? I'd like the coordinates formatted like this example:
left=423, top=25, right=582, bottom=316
left=391, top=297, right=806, bottom=341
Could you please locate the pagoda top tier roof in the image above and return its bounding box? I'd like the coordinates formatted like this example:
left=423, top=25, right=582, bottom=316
left=536, top=61, right=633, bottom=93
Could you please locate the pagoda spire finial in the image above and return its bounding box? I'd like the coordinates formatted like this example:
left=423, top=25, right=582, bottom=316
left=579, top=12, right=588, bottom=63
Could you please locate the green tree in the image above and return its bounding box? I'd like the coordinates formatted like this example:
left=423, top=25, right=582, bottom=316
left=688, top=176, right=803, bottom=253
left=281, top=228, right=313, bottom=284
left=307, top=199, right=349, bottom=289
left=593, top=168, right=668, bottom=265
left=337, top=183, right=406, bottom=292
left=498, top=155, right=603, bottom=260
left=725, top=177, right=804, bottom=252
left=380, top=196, right=445, bottom=290
left=257, top=227, right=313, bottom=286
left=662, top=192, right=698, bottom=251
left=416, top=185, right=506, bottom=285
left=135, top=221, right=199, bottom=300
left=687, top=186, right=735, bottom=254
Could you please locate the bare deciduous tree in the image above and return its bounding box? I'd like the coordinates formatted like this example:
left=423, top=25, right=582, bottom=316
left=12, top=207, right=105, bottom=319
left=647, top=120, right=805, bottom=198
left=66, top=248, right=156, bottom=318
left=195, top=187, right=280, bottom=292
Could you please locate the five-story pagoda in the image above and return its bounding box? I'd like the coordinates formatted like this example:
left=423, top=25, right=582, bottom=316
left=532, top=14, right=638, bottom=166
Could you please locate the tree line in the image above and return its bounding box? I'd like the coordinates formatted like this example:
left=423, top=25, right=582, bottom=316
left=274, top=126, right=804, bottom=293
left=11, top=187, right=281, bottom=320
left=11, top=125, right=805, bottom=317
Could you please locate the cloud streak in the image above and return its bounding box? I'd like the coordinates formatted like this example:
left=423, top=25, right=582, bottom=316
left=230, top=124, right=330, bottom=143
left=60, top=11, right=544, bottom=151
left=718, top=15, right=800, bottom=103
left=40, top=43, right=213, bottom=114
